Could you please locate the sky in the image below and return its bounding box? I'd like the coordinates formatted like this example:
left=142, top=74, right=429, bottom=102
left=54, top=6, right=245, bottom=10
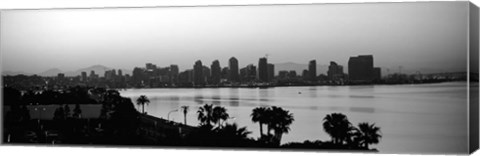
left=0, top=2, right=469, bottom=75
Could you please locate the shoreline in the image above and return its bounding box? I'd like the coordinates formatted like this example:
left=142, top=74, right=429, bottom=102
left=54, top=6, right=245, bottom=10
left=117, top=80, right=468, bottom=90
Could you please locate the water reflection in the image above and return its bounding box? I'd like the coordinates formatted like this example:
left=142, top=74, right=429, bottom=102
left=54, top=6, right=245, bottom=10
left=308, top=86, right=318, bottom=98
left=229, top=88, right=240, bottom=107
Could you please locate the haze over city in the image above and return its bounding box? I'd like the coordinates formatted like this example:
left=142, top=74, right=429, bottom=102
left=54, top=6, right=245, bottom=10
left=1, top=2, right=468, bottom=75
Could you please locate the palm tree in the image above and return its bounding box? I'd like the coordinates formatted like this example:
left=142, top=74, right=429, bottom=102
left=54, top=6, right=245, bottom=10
left=251, top=107, right=268, bottom=136
left=268, top=106, right=294, bottom=144
left=181, top=105, right=189, bottom=125
left=218, top=123, right=251, bottom=140
left=212, top=106, right=229, bottom=128
left=355, top=122, right=382, bottom=149
left=136, top=95, right=150, bottom=114
left=197, top=104, right=214, bottom=127
left=323, top=113, right=352, bottom=145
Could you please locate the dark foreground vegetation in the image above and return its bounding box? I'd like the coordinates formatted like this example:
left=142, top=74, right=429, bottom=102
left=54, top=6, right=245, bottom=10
left=3, top=86, right=381, bottom=152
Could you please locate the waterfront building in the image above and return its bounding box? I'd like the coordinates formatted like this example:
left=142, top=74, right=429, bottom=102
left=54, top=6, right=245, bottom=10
left=374, top=67, right=382, bottom=81
left=268, top=63, right=275, bottom=82
left=210, top=60, right=221, bottom=84
left=348, top=55, right=374, bottom=82
left=229, top=57, right=239, bottom=82
left=258, top=57, right=268, bottom=82
left=81, top=72, right=87, bottom=82
left=327, top=61, right=344, bottom=81
left=309, top=60, right=317, bottom=81
left=193, top=60, right=204, bottom=85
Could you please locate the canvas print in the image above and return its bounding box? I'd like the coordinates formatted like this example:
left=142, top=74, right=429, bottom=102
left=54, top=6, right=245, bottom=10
left=1, top=1, right=478, bottom=154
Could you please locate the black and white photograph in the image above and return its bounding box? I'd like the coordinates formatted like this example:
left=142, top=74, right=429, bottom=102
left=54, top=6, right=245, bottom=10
left=1, top=1, right=479, bottom=155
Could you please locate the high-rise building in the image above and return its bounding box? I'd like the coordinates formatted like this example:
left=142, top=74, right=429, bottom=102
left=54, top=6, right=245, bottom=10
left=229, top=57, right=239, bottom=82
left=302, top=70, right=309, bottom=80
left=118, top=69, right=123, bottom=77
left=327, top=61, right=344, bottom=81
left=348, top=55, right=374, bottom=82
left=268, top=63, right=274, bottom=82
left=170, top=64, right=179, bottom=84
left=57, top=73, right=65, bottom=79
left=288, top=70, right=297, bottom=78
left=240, top=64, right=256, bottom=82
left=203, top=66, right=211, bottom=84
left=258, top=57, right=268, bottom=82
left=278, top=70, right=289, bottom=79
left=221, top=67, right=229, bottom=81
left=146, top=63, right=156, bottom=70
left=373, top=67, right=381, bottom=81
left=193, top=60, right=204, bottom=85
left=81, top=72, right=87, bottom=82
left=309, top=60, right=317, bottom=81
left=210, top=60, right=221, bottom=84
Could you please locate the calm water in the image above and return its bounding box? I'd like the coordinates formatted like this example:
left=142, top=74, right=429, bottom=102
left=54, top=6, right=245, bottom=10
left=120, top=82, right=469, bottom=154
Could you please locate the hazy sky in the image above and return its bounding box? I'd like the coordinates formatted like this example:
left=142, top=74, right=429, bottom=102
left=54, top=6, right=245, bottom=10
left=0, top=2, right=469, bottom=74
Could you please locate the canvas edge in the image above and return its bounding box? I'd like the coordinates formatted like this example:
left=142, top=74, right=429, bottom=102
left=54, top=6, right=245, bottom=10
left=469, top=1, right=480, bottom=154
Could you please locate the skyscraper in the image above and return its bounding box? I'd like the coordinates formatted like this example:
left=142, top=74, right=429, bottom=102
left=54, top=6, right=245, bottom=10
left=170, top=64, right=179, bottom=84
left=258, top=57, right=268, bottom=82
left=348, top=55, right=374, bottom=82
left=309, top=60, right=317, bottom=81
left=193, top=60, right=204, bottom=85
left=118, top=69, right=123, bottom=77
left=268, top=63, right=274, bottom=82
left=373, top=67, right=381, bottom=81
left=229, top=57, right=239, bottom=82
left=210, top=60, right=221, bottom=84
left=81, top=71, right=87, bottom=82
left=240, top=64, right=257, bottom=82
left=327, top=61, right=344, bottom=81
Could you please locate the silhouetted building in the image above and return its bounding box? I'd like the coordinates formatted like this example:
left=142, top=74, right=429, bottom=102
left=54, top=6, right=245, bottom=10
left=327, top=61, right=344, bottom=81
left=118, top=69, right=123, bottom=77
left=279, top=70, right=289, bottom=79
left=57, top=73, right=65, bottom=79
left=309, top=60, right=317, bottom=81
left=221, top=67, right=229, bottom=81
left=258, top=57, right=268, bottom=82
left=203, top=66, right=211, bottom=84
left=89, top=70, right=98, bottom=80
left=146, top=63, right=156, bottom=70
left=240, top=64, right=256, bottom=82
left=170, top=64, right=179, bottom=84
left=229, top=57, right=239, bottom=82
left=81, top=72, right=87, bottom=82
left=193, top=60, right=204, bottom=85
left=348, top=55, right=374, bottom=82
left=288, top=70, right=297, bottom=78
left=373, top=67, right=381, bottom=81
left=268, top=63, right=274, bottom=82
left=302, top=70, right=309, bottom=80
left=210, top=60, right=221, bottom=84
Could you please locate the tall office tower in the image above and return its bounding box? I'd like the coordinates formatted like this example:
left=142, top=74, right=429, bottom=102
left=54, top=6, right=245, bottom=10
left=348, top=55, right=374, bottom=81
left=258, top=57, right=268, bottom=82
left=373, top=67, right=381, bottom=81
left=81, top=71, right=87, bottom=82
left=203, top=66, right=211, bottom=84
left=193, top=60, right=204, bottom=85
left=170, top=64, right=179, bottom=84
left=309, top=60, right=317, bottom=81
left=327, top=61, right=344, bottom=81
left=268, top=63, right=274, bottom=82
left=229, top=57, right=239, bottom=82
left=210, top=60, right=221, bottom=84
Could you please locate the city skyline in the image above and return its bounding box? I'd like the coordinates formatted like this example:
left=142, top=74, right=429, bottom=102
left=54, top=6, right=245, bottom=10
left=1, top=2, right=468, bottom=75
